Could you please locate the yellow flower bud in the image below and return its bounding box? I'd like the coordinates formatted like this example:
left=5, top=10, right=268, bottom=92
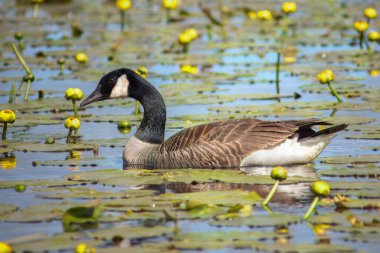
left=317, top=69, right=335, bottom=84
left=247, top=11, right=257, bottom=20
left=282, top=2, right=297, bottom=14
left=311, top=181, right=330, bottom=197
left=64, top=117, right=80, bottom=130
left=65, top=88, right=83, bottom=101
left=368, top=31, right=380, bottom=42
left=0, top=242, right=12, bottom=253
left=257, top=10, right=272, bottom=20
left=178, top=32, right=192, bottom=44
left=369, top=69, right=379, bottom=77
left=185, top=28, right=198, bottom=41
left=75, top=53, right=88, bottom=64
left=116, top=0, right=131, bottom=11
left=136, top=66, right=148, bottom=78
left=75, top=243, right=95, bottom=253
left=364, top=7, right=377, bottom=19
left=270, top=166, right=288, bottom=181
left=162, top=0, right=178, bottom=10
left=180, top=65, right=198, bottom=74
left=0, top=110, right=16, bottom=124
left=354, top=21, right=369, bottom=32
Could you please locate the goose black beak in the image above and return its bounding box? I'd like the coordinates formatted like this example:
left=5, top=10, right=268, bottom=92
left=80, top=88, right=107, bottom=107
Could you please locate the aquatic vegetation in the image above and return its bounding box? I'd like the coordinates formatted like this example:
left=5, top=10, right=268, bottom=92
left=282, top=2, right=297, bottom=14
left=364, top=7, right=377, bottom=23
left=303, top=181, right=330, bottom=219
left=0, top=242, right=12, bottom=253
left=368, top=31, right=380, bottom=56
left=57, top=58, right=65, bottom=75
left=75, top=53, right=88, bottom=68
left=75, top=243, right=95, bottom=253
left=117, top=120, right=131, bottom=134
left=257, top=10, right=272, bottom=21
left=11, top=43, right=34, bottom=101
left=180, top=64, right=198, bottom=74
left=354, top=20, right=369, bottom=50
left=44, top=137, right=56, bottom=144
left=178, top=28, right=198, bottom=53
left=64, top=117, right=80, bottom=143
left=135, top=66, right=148, bottom=115
left=31, top=0, right=43, bottom=18
left=317, top=69, right=342, bottom=103
left=15, top=184, right=26, bottom=193
left=0, top=109, right=16, bottom=140
left=262, top=166, right=288, bottom=206
left=116, top=0, right=131, bottom=31
left=14, top=32, right=24, bottom=50
left=8, top=83, right=15, bottom=104
left=65, top=88, right=83, bottom=118
left=162, top=0, right=179, bottom=22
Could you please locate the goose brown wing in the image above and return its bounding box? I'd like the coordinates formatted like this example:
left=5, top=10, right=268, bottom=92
left=159, top=119, right=307, bottom=168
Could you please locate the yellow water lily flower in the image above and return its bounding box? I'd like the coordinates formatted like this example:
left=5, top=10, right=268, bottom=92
left=0, top=110, right=16, bottom=124
left=364, top=7, right=377, bottom=19
left=368, top=31, right=380, bottom=42
left=317, top=69, right=335, bottom=84
left=180, top=65, right=198, bottom=74
left=247, top=11, right=257, bottom=20
left=76, top=243, right=95, bottom=253
left=0, top=242, right=12, bottom=253
left=257, top=10, right=272, bottom=20
left=136, top=66, right=148, bottom=78
left=0, top=157, right=16, bottom=170
left=162, top=0, right=178, bottom=10
left=64, top=117, right=80, bottom=130
left=75, top=53, right=88, bottom=64
left=282, top=2, right=297, bottom=14
left=354, top=21, right=369, bottom=32
left=65, top=88, right=84, bottom=101
left=116, top=0, right=131, bottom=11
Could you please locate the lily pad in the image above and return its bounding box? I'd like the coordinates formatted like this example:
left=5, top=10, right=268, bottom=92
left=320, top=155, right=380, bottom=164
left=251, top=241, right=354, bottom=253
left=210, top=214, right=302, bottom=227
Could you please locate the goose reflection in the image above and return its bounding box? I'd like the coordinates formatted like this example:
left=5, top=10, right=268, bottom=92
left=135, top=164, right=319, bottom=205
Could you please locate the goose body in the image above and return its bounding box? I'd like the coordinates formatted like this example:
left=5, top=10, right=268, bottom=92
left=81, top=68, right=347, bottom=169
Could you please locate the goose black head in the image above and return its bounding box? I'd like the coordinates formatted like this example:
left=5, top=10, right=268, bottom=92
left=80, top=68, right=141, bottom=107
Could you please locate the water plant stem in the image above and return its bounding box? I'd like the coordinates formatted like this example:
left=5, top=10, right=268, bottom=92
left=72, top=100, right=79, bottom=118
left=166, top=9, right=171, bottom=23
left=2, top=123, right=7, bottom=140
left=369, top=42, right=374, bottom=57
left=135, top=101, right=141, bottom=115
left=359, top=32, right=364, bottom=50
left=9, top=82, right=15, bottom=104
left=60, top=64, right=64, bottom=75
left=182, top=43, right=189, bottom=54
left=120, top=10, right=125, bottom=32
left=66, top=129, right=72, bottom=144
left=33, top=3, right=40, bottom=18
left=303, top=196, right=319, bottom=219
left=24, top=79, right=31, bottom=102
left=275, top=51, right=281, bottom=95
left=262, top=180, right=280, bottom=206
left=11, top=43, right=32, bottom=75
left=327, top=82, right=342, bottom=103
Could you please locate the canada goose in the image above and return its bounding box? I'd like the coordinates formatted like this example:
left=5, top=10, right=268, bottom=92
left=80, top=68, right=347, bottom=168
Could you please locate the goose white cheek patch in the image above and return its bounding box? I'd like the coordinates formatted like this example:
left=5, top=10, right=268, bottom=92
left=110, top=74, right=129, bottom=98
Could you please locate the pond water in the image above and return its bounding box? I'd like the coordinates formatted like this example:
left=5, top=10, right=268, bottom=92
left=0, top=0, right=380, bottom=252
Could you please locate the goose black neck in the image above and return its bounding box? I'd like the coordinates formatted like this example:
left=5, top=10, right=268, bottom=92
left=129, top=74, right=166, bottom=144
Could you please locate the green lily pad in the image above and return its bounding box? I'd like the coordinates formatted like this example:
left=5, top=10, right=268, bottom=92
left=0, top=204, right=18, bottom=215
left=251, top=241, right=354, bottom=253
left=0, top=179, right=80, bottom=189
left=66, top=168, right=314, bottom=188
left=159, top=190, right=262, bottom=206
left=32, top=157, right=105, bottom=167
left=3, top=141, right=95, bottom=152
left=88, top=225, right=173, bottom=241
left=320, top=154, right=380, bottom=164
left=210, top=214, right=302, bottom=227
left=319, top=164, right=380, bottom=178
